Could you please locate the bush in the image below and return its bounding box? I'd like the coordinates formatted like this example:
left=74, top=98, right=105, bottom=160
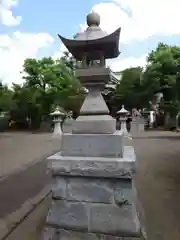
left=0, top=117, right=9, bottom=132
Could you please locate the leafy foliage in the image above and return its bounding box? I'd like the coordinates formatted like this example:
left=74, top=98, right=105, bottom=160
left=0, top=54, right=85, bottom=129
left=111, top=42, right=180, bottom=117
left=144, top=42, right=180, bottom=116
left=1, top=43, right=180, bottom=129
left=112, top=67, right=150, bottom=110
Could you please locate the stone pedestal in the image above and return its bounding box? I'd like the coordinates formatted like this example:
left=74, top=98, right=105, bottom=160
left=138, top=118, right=145, bottom=132
left=42, top=146, right=143, bottom=239
left=62, top=119, right=74, bottom=133
left=130, top=117, right=145, bottom=135
left=42, top=84, right=143, bottom=239
left=130, top=120, right=138, bottom=134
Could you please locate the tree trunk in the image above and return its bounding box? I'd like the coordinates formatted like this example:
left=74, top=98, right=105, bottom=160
left=176, top=112, right=180, bottom=131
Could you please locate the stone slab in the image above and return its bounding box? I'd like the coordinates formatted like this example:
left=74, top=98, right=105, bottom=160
left=61, top=131, right=123, bottom=157
left=52, top=176, right=134, bottom=205
left=73, top=115, right=116, bottom=134
left=114, top=179, right=133, bottom=205
left=46, top=201, right=140, bottom=238
left=46, top=200, right=88, bottom=231
left=89, top=204, right=140, bottom=237
left=52, top=177, right=67, bottom=200
left=47, top=146, right=136, bottom=179
left=42, top=227, right=141, bottom=239
left=67, top=177, right=114, bottom=203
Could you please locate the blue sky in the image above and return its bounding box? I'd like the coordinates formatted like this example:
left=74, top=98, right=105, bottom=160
left=1, top=0, right=104, bottom=36
left=0, top=0, right=180, bottom=84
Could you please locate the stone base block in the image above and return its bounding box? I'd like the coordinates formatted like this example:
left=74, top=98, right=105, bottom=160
left=130, top=122, right=145, bottom=134
left=46, top=183, right=140, bottom=237
left=139, top=123, right=145, bottom=132
left=42, top=146, right=145, bottom=239
left=61, top=131, right=124, bottom=157
left=47, top=146, right=136, bottom=179
left=73, top=115, right=116, bottom=134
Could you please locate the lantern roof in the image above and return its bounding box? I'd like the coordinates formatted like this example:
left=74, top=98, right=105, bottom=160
left=117, top=105, right=129, bottom=114
left=50, top=107, right=64, bottom=116
left=58, top=11, right=121, bottom=60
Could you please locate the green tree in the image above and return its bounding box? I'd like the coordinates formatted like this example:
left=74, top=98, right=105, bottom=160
left=112, top=67, right=151, bottom=110
left=61, top=51, right=76, bottom=70
left=0, top=81, right=14, bottom=112
left=10, top=57, right=85, bottom=129
left=144, top=42, right=180, bottom=118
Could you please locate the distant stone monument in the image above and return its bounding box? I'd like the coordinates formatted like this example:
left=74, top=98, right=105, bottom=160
left=42, top=11, right=145, bottom=239
left=62, top=111, right=74, bottom=133
left=131, top=116, right=145, bottom=135
left=50, top=107, right=64, bottom=138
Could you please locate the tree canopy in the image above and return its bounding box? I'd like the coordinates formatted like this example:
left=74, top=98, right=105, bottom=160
left=0, top=53, right=85, bottom=129
left=1, top=42, right=180, bottom=130
left=111, top=42, right=180, bottom=116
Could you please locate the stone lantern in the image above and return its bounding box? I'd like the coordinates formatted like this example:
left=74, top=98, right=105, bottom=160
left=50, top=107, right=64, bottom=138
left=117, top=105, right=129, bottom=135
left=43, top=11, right=145, bottom=240
left=58, top=12, right=120, bottom=135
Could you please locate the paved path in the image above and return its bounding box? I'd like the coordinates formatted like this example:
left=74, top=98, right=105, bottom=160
left=1, top=131, right=180, bottom=240
left=0, top=132, right=60, bottom=177
left=133, top=131, right=180, bottom=240
left=0, top=159, right=50, bottom=218
left=0, top=132, right=60, bottom=218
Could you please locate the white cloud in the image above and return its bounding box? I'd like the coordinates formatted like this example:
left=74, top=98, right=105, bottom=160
left=109, top=54, right=147, bottom=72
left=89, top=0, right=180, bottom=43
left=0, top=0, right=21, bottom=26
left=0, top=32, right=54, bottom=85
left=78, top=0, right=180, bottom=71
left=52, top=43, right=68, bottom=60
left=0, top=1, right=55, bottom=85
left=2, top=0, right=180, bottom=85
